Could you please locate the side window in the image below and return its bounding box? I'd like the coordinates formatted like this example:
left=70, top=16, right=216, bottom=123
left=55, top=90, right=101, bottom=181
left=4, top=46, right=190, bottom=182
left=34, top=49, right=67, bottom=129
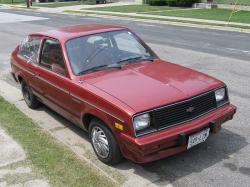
left=19, top=36, right=41, bottom=63
left=40, top=39, right=66, bottom=76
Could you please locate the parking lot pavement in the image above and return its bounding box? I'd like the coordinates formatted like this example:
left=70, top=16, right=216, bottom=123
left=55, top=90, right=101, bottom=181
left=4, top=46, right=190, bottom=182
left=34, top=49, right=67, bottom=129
left=0, top=129, right=49, bottom=187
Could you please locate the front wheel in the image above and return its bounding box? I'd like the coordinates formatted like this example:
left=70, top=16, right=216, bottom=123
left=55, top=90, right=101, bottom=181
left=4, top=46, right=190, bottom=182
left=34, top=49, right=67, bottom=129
left=21, top=80, right=40, bottom=109
left=89, top=119, right=122, bottom=165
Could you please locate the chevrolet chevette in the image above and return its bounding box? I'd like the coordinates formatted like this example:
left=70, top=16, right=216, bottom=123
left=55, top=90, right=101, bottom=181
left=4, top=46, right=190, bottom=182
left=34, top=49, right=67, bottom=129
left=10, top=24, right=236, bottom=165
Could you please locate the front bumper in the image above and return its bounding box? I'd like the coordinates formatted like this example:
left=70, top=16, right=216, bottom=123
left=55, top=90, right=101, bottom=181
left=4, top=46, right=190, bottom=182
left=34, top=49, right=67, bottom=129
left=120, top=104, right=236, bottom=163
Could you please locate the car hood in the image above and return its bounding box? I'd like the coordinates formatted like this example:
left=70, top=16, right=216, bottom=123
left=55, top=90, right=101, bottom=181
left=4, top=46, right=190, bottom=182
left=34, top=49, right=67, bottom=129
left=82, top=60, right=223, bottom=113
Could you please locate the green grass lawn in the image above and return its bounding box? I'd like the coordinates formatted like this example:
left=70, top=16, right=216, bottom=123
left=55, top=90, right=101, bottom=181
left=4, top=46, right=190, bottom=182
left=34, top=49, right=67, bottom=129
left=215, top=0, right=250, bottom=5
left=84, top=4, right=181, bottom=13
left=33, top=1, right=95, bottom=8
left=0, top=96, right=116, bottom=187
left=0, top=0, right=24, bottom=4
left=142, top=8, right=250, bottom=24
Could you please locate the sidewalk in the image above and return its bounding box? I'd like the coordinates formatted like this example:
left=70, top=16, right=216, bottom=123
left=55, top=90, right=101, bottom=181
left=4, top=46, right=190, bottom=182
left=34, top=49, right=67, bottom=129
left=0, top=128, right=49, bottom=187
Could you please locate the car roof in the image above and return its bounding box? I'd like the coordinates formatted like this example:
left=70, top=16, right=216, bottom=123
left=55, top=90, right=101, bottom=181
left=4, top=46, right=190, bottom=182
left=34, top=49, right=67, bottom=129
left=33, top=24, right=127, bottom=43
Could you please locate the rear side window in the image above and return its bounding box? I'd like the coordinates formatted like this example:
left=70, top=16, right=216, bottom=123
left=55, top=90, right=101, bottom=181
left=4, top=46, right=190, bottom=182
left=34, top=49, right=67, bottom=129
left=19, top=36, right=41, bottom=64
left=40, top=39, right=66, bottom=76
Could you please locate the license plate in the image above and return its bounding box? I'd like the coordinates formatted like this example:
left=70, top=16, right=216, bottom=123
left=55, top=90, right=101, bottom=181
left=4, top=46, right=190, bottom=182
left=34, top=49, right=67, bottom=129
left=187, top=128, right=210, bottom=149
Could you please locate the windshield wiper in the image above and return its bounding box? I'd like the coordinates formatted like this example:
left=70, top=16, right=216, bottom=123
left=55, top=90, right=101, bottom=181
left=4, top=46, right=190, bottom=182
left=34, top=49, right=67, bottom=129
left=77, top=63, right=122, bottom=75
left=77, top=55, right=155, bottom=75
left=116, top=56, right=143, bottom=64
left=117, top=56, right=154, bottom=65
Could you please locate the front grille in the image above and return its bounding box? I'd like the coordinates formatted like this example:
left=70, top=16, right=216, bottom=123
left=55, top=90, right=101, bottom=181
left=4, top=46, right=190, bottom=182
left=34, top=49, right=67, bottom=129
left=151, top=91, right=217, bottom=129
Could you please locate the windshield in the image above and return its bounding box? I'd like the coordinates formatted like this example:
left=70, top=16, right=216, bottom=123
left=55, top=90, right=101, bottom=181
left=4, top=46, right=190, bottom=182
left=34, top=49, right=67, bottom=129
left=65, top=30, right=156, bottom=75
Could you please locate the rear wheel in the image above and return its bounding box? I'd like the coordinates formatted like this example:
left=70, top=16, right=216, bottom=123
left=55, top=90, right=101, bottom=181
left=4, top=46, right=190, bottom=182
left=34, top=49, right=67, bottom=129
left=89, top=119, right=122, bottom=165
left=21, top=80, right=40, bottom=109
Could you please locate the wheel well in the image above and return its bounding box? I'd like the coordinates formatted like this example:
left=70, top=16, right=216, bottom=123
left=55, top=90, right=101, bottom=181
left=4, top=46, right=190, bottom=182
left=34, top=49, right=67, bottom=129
left=82, top=113, right=109, bottom=132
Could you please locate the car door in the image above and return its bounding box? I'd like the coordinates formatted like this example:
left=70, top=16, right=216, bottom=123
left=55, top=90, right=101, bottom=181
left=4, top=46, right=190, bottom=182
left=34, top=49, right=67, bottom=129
left=36, top=38, right=73, bottom=120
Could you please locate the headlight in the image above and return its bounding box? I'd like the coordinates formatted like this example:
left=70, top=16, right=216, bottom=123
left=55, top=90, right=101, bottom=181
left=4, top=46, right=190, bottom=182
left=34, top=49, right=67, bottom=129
left=215, top=88, right=226, bottom=102
left=133, top=113, right=151, bottom=131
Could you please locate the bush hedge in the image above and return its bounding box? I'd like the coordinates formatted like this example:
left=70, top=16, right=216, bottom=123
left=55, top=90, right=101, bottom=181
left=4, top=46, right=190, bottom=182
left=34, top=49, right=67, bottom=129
left=148, top=0, right=200, bottom=7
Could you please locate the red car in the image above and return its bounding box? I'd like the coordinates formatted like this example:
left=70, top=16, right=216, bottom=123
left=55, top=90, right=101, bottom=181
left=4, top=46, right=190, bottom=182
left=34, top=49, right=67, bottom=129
left=10, top=24, right=236, bottom=165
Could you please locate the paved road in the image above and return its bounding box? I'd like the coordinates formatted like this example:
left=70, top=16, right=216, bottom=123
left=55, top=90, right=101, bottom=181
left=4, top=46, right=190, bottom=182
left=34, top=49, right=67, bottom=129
left=0, top=9, right=250, bottom=69
left=0, top=9, right=250, bottom=72
left=0, top=8, right=249, bottom=187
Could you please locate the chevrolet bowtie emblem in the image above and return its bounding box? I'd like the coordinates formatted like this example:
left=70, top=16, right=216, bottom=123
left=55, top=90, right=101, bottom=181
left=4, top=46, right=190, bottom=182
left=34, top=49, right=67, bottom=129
left=186, top=106, right=195, bottom=113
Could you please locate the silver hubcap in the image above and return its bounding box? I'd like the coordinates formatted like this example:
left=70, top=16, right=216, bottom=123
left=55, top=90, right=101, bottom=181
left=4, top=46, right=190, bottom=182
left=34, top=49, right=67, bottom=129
left=91, top=126, right=110, bottom=159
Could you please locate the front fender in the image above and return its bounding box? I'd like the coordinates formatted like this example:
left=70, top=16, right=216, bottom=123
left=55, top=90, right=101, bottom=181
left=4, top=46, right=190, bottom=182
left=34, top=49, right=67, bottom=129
left=81, top=107, right=118, bottom=133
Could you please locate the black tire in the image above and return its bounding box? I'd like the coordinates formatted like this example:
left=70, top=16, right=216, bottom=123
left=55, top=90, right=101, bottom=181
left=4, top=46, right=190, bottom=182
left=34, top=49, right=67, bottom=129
left=21, top=80, right=40, bottom=109
left=89, top=119, right=122, bottom=165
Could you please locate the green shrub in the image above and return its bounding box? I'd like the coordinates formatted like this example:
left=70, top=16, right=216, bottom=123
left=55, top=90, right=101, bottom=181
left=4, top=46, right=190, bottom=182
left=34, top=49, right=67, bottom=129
left=148, top=0, right=168, bottom=6
left=167, top=0, right=177, bottom=6
left=148, top=0, right=200, bottom=6
left=81, top=0, right=98, bottom=4
left=174, top=0, right=200, bottom=6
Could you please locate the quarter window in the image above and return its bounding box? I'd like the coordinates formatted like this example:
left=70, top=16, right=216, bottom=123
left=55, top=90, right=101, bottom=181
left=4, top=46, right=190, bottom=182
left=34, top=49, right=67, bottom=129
left=40, top=39, right=66, bottom=76
left=19, top=36, right=41, bottom=63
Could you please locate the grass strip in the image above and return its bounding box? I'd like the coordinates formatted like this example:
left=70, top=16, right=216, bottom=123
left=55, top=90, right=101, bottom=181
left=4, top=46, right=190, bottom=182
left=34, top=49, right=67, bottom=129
left=0, top=96, right=116, bottom=187
left=0, top=0, right=24, bottom=4
left=83, top=4, right=181, bottom=13
left=10, top=5, right=39, bottom=9
left=141, top=8, right=250, bottom=24
left=33, top=1, right=94, bottom=8
left=64, top=10, right=250, bottom=30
